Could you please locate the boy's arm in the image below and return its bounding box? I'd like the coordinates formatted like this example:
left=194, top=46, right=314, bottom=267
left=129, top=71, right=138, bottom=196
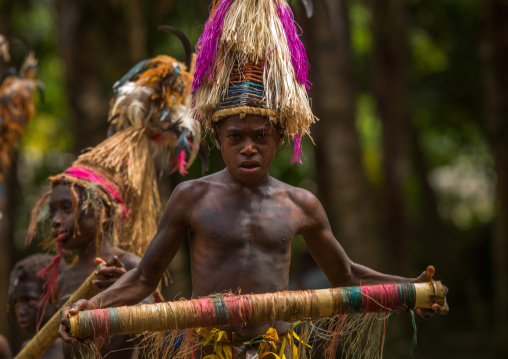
left=59, top=182, right=195, bottom=343
left=297, top=189, right=448, bottom=315
left=298, top=190, right=407, bottom=286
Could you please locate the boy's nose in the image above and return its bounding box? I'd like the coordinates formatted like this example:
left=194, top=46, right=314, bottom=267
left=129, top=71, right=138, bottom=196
left=16, top=303, right=29, bottom=315
left=51, top=211, right=65, bottom=228
left=240, top=139, right=258, bottom=156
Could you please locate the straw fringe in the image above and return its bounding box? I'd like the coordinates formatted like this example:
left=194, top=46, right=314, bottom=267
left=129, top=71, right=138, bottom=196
left=133, top=315, right=390, bottom=359
left=193, top=0, right=315, bottom=138
left=109, top=54, right=201, bottom=176
left=71, top=127, right=161, bottom=257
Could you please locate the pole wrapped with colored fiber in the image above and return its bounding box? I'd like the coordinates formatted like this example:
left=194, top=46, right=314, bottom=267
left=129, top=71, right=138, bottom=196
left=14, top=266, right=103, bottom=359
left=69, top=281, right=445, bottom=339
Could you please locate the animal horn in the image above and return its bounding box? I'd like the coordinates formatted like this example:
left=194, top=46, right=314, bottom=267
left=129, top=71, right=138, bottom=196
left=157, top=25, right=192, bottom=70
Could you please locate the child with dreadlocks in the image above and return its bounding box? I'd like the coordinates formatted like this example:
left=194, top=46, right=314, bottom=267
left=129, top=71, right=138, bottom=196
left=29, top=32, right=201, bottom=358
left=26, top=139, right=157, bottom=359
left=8, top=254, right=64, bottom=359
left=59, top=1, right=448, bottom=358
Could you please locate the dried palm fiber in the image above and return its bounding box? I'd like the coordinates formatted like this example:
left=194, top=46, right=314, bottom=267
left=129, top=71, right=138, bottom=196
left=25, top=126, right=163, bottom=317
left=109, top=26, right=202, bottom=175
left=0, top=34, right=43, bottom=182
left=54, top=126, right=162, bottom=256
left=26, top=28, right=200, bottom=316
left=69, top=281, right=445, bottom=359
left=14, top=262, right=105, bottom=359
left=192, top=0, right=316, bottom=163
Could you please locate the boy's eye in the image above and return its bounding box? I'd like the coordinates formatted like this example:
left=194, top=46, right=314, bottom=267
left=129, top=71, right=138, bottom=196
left=28, top=298, right=39, bottom=306
left=228, top=134, right=239, bottom=140
left=258, top=133, right=268, bottom=139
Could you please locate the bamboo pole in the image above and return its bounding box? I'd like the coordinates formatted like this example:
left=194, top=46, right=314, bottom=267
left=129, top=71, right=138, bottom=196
left=69, top=281, right=445, bottom=339
left=14, top=266, right=102, bottom=359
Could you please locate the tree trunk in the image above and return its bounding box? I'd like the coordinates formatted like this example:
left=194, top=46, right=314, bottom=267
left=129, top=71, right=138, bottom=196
left=0, top=156, right=20, bottom=346
left=55, top=0, right=146, bottom=152
left=367, top=0, right=411, bottom=273
left=479, top=0, right=508, bottom=353
left=301, top=0, right=387, bottom=271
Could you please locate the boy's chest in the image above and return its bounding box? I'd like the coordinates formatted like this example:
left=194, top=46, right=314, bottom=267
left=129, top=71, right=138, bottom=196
left=192, top=196, right=298, bottom=248
left=58, top=265, right=94, bottom=305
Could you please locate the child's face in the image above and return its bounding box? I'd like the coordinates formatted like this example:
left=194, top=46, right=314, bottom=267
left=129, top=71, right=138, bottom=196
left=50, top=183, right=99, bottom=251
left=13, top=280, right=56, bottom=333
left=214, top=115, right=282, bottom=185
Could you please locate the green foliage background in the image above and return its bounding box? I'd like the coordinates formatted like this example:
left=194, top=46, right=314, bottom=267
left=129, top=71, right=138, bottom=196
left=1, top=0, right=501, bottom=357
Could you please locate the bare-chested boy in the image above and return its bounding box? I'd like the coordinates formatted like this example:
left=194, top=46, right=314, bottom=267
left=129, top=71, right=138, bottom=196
left=30, top=39, right=199, bottom=358
left=59, top=0, right=448, bottom=357
left=9, top=254, right=65, bottom=359
left=27, top=129, right=172, bottom=358
left=50, top=183, right=141, bottom=305
left=49, top=182, right=144, bottom=359
left=27, top=168, right=152, bottom=359
left=58, top=115, right=448, bottom=354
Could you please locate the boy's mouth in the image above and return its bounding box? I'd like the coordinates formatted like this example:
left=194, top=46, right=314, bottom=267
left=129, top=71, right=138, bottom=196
left=18, top=319, right=33, bottom=330
left=240, top=161, right=260, bottom=170
left=53, top=231, right=68, bottom=243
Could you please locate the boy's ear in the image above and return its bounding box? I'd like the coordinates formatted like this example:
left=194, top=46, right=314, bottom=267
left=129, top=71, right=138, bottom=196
left=213, top=129, right=221, bottom=150
left=276, top=131, right=284, bottom=147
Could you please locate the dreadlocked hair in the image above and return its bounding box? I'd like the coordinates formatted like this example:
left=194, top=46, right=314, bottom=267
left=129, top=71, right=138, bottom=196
left=26, top=180, right=125, bottom=259
left=70, top=183, right=81, bottom=238
left=65, top=180, right=126, bottom=254
left=81, top=183, right=109, bottom=258
left=26, top=192, right=51, bottom=247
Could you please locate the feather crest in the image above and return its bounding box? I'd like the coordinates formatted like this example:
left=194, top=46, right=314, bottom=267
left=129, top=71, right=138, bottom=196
left=109, top=54, right=201, bottom=174
left=0, top=38, right=43, bottom=182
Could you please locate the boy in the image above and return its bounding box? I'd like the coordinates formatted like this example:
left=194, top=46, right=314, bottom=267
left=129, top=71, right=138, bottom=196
left=49, top=181, right=144, bottom=359
left=29, top=124, right=194, bottom=358
left=9, top=254, right=64, bottom=359
left=30, top=42, right=199, bottom=358
left=59, top=0, right=448, bottom=357
left=59, top=114, right=448, bottom=353
left=28, top=154, right=153, bottom=359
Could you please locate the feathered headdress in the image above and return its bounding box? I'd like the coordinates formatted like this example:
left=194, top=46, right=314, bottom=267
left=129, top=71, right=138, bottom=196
left=108, top=26, right=204, bottom=175
left=0, top=35, right=43, bottom=182
left=27, top=26, right=200, bottom=311
left=192, top=0, right=316, bottom=163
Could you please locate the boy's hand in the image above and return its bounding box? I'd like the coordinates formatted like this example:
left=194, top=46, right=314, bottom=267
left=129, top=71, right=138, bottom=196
left=414, top=265, right=449, bottom=318
left=92, top=256, right=127, bottom=289
left=58, top=299, right=95, bottom=343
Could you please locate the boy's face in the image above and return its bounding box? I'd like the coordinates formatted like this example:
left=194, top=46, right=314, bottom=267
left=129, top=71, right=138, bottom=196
left=13, top=280, right=56, bottom=333
left=50, top=183, right=99, bottom=251
left=213, top=115, right=282, bottom=185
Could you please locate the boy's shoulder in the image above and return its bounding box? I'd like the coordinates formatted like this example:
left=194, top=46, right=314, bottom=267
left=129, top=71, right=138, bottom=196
left=173, top=171, right=229, bottom=194
left=271, top=177, right=319, bottom=204
left=266, top=178, right=323, bottom=217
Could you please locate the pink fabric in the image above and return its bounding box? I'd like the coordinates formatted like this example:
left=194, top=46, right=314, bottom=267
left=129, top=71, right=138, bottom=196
left=170, top=151, right=189, bottom=176
left=291, top=134, right=306, bottom=164
left=36, top=241, right=64, bottom=332
left=64, top=166, right=129, bottom=215
left=276, top=1, right=311, bottom=90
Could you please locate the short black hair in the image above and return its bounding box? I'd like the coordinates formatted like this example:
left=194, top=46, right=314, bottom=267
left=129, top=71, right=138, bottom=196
left=8, top=254, right=64, bottom=302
